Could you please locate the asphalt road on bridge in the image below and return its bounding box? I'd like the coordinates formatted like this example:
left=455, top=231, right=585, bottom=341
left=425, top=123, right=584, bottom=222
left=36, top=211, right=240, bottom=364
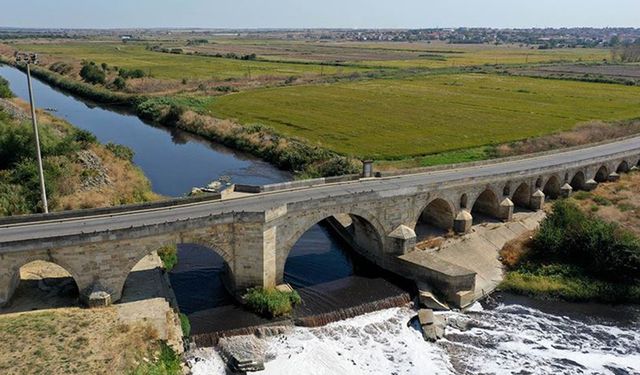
left=1, top=136, right=639, bottom=244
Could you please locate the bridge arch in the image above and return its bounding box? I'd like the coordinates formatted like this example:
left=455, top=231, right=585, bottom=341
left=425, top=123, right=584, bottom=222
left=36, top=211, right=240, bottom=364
left=472, top=188, right=500, bottom=222
left=415, top=197, right=455, bottom=240
left=512, top=182, right=531, bottom=209
left=595, top=166, right=609, bottom=183
left=1, top=258, right=80, bottom=308
left=116, top=235, right=236, bottom=303
left=278, top=210, right=385, bottom=285
left=617, top=160, right=630, bottom=174
left=570, top=171, right=587, bottom=191
left=543, top=175, right=562, bottom=199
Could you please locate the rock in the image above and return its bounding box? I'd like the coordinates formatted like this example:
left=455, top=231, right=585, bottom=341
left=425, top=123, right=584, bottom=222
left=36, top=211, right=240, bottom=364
left=418, top=309, right=435, bottom=325
left=416, top=309, right=446, bottom=342
left=275, top=283, right=294, bottom=293
left=81, top=283, right=112, bottom=308
left=218, top=335, right=266, bottom=373
left=86, top=291, right=112, bottom=308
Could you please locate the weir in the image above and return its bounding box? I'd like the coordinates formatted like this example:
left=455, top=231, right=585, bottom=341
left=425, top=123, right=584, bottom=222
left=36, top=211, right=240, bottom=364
left=1, top=136, right=639, bottom=308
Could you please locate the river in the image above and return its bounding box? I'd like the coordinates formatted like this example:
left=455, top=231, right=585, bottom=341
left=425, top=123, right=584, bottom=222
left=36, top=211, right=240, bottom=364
left=0, top=64, right=408, bottom=331
left=3, top=65, right=639, bottom=374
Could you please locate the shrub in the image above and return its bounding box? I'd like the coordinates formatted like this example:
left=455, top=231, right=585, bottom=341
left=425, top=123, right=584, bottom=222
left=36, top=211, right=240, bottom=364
left=80, top=62, right=106, bottom=85
left=49, top=61, right=73, bottom=75
left=112, top=76, right=126, bottom=90
left=157, top=244, right=178, bottom=271
left=119, top=68, right=146, bottom=79
left=532, top=200, right=640, bottom=283
left=105, top=142, right=135, bottom=161
left=72, top=129, right=97, bottom=145
left=243, top=287, right=301, bottom=318
left=0, top=77, right=13, bottom=98
left=179, top=313, right=191, bottom=337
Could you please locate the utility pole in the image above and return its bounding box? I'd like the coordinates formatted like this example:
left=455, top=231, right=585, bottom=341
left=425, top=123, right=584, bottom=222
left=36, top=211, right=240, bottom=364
left=20, top=53, right=49, bottom=213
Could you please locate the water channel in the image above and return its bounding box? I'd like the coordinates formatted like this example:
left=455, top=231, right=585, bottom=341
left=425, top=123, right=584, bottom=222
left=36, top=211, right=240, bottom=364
left=2, top=65, right=639, bottom=374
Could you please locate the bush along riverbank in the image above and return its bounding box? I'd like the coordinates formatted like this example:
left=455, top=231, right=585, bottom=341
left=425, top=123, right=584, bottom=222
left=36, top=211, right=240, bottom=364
left=500, top=199, right=640, bottom=303
left=2, top=59, right=360, bottom=178
left=0, top=80, right=158, bottom=215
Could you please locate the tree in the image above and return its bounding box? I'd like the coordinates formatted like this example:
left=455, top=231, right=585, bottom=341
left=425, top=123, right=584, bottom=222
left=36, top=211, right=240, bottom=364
left=80, top=62, right=106, bottom=84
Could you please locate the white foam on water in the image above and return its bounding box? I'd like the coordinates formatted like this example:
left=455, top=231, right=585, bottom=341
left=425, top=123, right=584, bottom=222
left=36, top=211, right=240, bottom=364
left=188, top=304, right=640, bottom=375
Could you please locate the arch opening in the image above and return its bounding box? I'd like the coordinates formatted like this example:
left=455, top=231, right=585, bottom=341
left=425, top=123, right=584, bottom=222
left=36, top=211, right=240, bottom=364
left=543, top=176, right=561, bottom=200
left=471, top=189, right=500, bottom=224
left=595, top=166, right=609, bottom=183
left=415, top=198, right=454, bottom=241
left=570, top=171, right=586, bottom=191
left=512, top=183, right=531, bottom=212
left=3, top=260, right=79, bottom=312
left=617, top=161, right=630, bottom=174
left=283, top=214, right=384, bottom=289
left=121, top=243, right=235, bottom=315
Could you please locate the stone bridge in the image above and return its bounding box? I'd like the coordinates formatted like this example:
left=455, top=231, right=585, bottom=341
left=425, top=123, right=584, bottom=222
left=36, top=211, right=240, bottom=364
left=1, top=137, right=639, bottom=307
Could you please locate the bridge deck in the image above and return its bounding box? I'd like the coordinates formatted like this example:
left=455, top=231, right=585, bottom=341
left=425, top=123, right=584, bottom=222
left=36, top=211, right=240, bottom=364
left=1, top=136, right=639, bottom=244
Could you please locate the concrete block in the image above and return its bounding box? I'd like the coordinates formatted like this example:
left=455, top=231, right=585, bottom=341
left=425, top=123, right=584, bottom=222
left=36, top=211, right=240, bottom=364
left=585, top=179, right=598, bottom=191
left=499, top=198, right=514, bottom=222
left=454, top=210, right=473, bottom=234
left=608, top=172, right=620, bottom=182
left=530, top=190, right=545, bottom=211
left=560, top=183, right=573, bottom=198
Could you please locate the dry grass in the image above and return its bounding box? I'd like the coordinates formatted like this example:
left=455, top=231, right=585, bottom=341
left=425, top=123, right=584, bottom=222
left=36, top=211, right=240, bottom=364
left=572, top=171, right=640, bottom=237
left=500, top=232, right=535, bottom=269
left=494, top=119, right=640, bottom=157
left=0, top=307, right=163, bottom=375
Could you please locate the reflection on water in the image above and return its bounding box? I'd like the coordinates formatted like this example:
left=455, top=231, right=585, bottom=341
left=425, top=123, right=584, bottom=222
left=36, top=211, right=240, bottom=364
left=0, top=65, right=291, bottom=196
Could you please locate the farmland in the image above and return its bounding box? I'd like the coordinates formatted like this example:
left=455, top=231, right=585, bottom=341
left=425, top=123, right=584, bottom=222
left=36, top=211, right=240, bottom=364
left=208, top=73, right=640, bottom=159
left=9, top=42, right=369, bottom=80
left=1, top=36, right=638, bottom=169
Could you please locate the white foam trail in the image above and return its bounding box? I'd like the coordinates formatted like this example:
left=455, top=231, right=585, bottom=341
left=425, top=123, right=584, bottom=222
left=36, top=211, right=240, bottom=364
left=189, top=304, right=640, bottom=375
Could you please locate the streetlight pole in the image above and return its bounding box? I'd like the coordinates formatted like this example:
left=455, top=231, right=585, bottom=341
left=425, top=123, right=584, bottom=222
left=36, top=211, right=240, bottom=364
left=24, top=60, right=49, bottom=213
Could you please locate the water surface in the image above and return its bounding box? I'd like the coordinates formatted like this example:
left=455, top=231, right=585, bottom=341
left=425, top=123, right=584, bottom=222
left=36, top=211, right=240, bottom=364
left=0, top=65, right=291, bottom=196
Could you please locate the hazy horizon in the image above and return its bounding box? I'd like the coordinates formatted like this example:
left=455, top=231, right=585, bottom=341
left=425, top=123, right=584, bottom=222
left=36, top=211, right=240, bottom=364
left=2, top=0, right=639, bottom=29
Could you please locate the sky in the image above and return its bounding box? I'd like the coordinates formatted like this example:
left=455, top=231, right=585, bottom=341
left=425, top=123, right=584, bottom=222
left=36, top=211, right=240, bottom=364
left=1, top=0, right=639, bottom=29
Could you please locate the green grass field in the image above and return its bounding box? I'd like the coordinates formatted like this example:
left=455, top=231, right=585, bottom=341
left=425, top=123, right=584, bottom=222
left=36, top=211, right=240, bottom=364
left=12, top=42, right=368, bottom=80
left=208, top=73, right=640, bottom=159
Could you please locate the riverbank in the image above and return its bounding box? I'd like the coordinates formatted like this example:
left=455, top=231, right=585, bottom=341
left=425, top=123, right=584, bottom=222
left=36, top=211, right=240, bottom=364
left=0, top=57, right=359, bottom=179
left=499, top=176, right=640, bottom=303
left=0, top=96, right=159, bottom=215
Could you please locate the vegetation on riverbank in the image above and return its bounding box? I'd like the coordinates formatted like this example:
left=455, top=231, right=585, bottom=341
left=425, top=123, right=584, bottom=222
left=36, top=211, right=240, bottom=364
left=0, top=308, right=181, bottom=375
left=0, top=81, right=158, bottom=215
left=243, top=287, right=302, bottom=318
left=157, top=244, right=178, bottom=272
left=500, top=199, right=640, bottom=303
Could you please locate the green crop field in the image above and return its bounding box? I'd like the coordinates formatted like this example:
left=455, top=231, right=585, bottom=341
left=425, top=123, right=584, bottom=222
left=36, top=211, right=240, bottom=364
left=208, top=73, right=640, bottom=159
left=12, top=42, right=368, bottom=80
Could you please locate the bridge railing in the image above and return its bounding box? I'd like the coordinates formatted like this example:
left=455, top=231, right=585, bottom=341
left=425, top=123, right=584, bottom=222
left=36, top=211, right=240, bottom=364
left=0, top=191, right=223, bottom=226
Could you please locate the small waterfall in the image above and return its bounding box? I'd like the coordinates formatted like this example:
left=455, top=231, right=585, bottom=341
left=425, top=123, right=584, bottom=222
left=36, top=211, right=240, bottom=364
left=294, top=293, right=411, bottom=327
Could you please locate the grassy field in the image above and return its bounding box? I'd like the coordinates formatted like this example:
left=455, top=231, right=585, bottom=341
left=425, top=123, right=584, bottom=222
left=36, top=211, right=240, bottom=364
left=11, top=42, right=368, bottom=80
left=208, top=73, right=640, bottom=159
